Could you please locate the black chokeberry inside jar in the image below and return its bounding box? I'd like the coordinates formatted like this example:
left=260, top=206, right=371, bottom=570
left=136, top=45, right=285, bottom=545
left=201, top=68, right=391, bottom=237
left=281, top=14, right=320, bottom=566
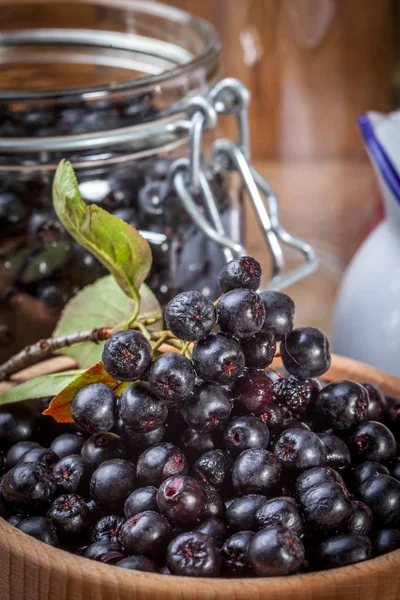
left=0, top=0, right=244, bottom=362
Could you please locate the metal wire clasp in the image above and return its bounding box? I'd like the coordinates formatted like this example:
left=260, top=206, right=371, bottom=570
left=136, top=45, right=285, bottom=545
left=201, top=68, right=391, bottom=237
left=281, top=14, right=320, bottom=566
left=169, top=78, right=318, bottom=291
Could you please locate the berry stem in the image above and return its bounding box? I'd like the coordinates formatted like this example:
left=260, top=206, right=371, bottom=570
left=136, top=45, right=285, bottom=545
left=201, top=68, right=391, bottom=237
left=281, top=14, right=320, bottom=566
left=181, top=341, right=191, bottom=357
left=131, top=321, right=151, bottom=340
left=151, top=332, right=171, bottom=354
left=127, top=286, right=142, bottom=328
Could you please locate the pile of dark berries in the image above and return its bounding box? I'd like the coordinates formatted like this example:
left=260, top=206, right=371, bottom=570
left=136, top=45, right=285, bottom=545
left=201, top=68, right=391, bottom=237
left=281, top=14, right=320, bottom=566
left=2, top=255, right=400, bottom=578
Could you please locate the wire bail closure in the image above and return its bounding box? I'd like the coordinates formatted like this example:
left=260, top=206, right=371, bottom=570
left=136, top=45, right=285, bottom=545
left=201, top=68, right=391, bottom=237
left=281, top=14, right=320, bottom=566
left=169, top=78, right=318, bottom=291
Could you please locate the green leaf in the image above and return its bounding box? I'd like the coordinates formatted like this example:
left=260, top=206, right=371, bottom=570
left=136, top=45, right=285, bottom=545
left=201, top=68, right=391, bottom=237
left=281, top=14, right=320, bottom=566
left=53, top=275, right=163, bottom=368
left=0, top=370, right=85, bottom=406
left=52, top=160, right=152, bottom=299
left=43, top=362, right=119, bottom=423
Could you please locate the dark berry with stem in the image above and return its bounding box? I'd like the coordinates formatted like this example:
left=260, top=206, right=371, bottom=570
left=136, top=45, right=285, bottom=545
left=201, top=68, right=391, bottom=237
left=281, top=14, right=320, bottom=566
left=119, top=510, right=172, bottom=557
left=92, top=515, right=125, bottom=543
left=247, top=526, right=305, bottom=576
left=359, top=475, right=400, bottom=527
left=192, top=334, right=245, bottom=385
left=71, top=383, right=117, bottom=433
left=119, top=384, right=168, bottom=434
left=2, top=463, right=57, bottom=508
left=204, top=487, right=225, bottom=519
left=233, top=369, right=274, bottom=416
left=221, top=531, right=254, bottom=575
left=225, top=494, right=266, bottom=532
left=166, top=531, right=221, bottom=577
left=84, top=540, right=124, bottom=563
left=195, top=517, right=227, bottom=546
left=259, top=403, right=284, bottom=432
left=348, top=421, right=396, bottom=464
left=274, top=428, right=327, bottom=472
left=52, top=454, right=93, bottom=495
left=18, top=447, right=59, bottom=468
left=181, top=428, right=217, bottom=462
left=347, top=501, right=373, bottom=535
left=50, top=433, right=85, bottom=459
left=241, top=329, right=276, bottom=369
left=48, top=494, right=90, bottom=539
left=157, top=475, right=206, bottom=527
left=148, top=353, right=196, bottom=404
left=124, top=486, right=158, bottom=518
left=273, top=377, right=320, bottom=415
left=319, top=433, right=351, bottom=471
left=90, top=459, right=136, bottom=514
left=6, top=441, right=41, bottom=470
left=165, top=291, right=216, bottom=341
left=299, top=482, right=353, bottom=530
left=181, top=383, right=232, bottom=432
left=115, top=555, right=157, bottom=572
left=315, top=380, right=369, bottom=430
left=313, top=534, right=372, bottom=570
left=259, top=291, right=295, bottom=341
left=218, top=256, right=262, bottom=292
left=232, top=449, right=282, bottom=496
left=192, top=450, right=232, bottom=491
left=217, top=289, right=265, bottom=339
left=353, top=461, right=389, bottom=489
left=363, top=383, right=387, bottom=421
left=81, top=433, right=125, bottom=467
left=374, top=529, right=400, bottom=555
left=102, top=330, right=152, bottom=382
left=17, top=517, right=59, bottom=547
left=223, top=415, right=269, bottom=455
left=136, top=443, right=188, bottom=487
left=281, top=327, right=331, bottom=378
left=255, top=497, right=303, bottom=536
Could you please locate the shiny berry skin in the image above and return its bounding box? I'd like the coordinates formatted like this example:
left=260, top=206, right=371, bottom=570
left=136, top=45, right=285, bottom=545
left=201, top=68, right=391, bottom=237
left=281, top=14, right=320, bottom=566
left=318, top=433, right=351, bottom=471
left=102, top=330, right=152, bottom=382
left=81, top=433, right=125, bottom=467
left=225, top=494, right=266, bottom=532
left=157, top=475, right=206, bottom=527
left=120, top=424, right=166, bottom=452
left=223, top=416, right=269, bottom=455
left=374, top=529, right=400, bottom=555
left=241, top=329, right=276, bottom=369
left=347, top=501, right=373, bottom=535
left=18, top=447, right=59, bottom=468
left=247, top=526, right=305, bottom=576
left=166, top=531, right=221, bottom=577
left=136, top=443, right=188, bottom=487
left=221, top=531, right=254, bottom=575
left=2, top=463, right=57, bottom=508
left=359, top=475, right=400, bottom=527
left=90, top=459, right=136, bottom=513
left=274, top=428, right=327, bottom=472
left=124, top=486, right=158, bottom=518
left=259, top=291, right=295, bottom=341
left=192, top=450, right=232, bottom=491
left=17, top=516, right=58, bottom=547
left=232, top=449, right=282, bottom=496
left=353, top=461, right=389, bottom=489
left=50, top=433, right=85, bottom=459
left=281, top=327, right=331, bottom=379
left=52, top=454, right=93, bottom=495
left=255, top=497, right=303, bottom=536
left=259, top=403, right=284, bottom=432
left=5, top=441, right=41, bottom=470
left=181, top=428, right=217, bottom=461
left=217, top=289, right=265, bottom=339
left=295, top=466, right=348, bottom=497
left=148, top=353, right=196, bottom=404
left=315, top=380, right=369, bottom=430
left=195, top=517, right=227, bottom=547
left=218, top=256, right=262, bottom=292
left=115, top=555, right=157, bottom=572
left=165, top=291, right=216, bottom=341
left=119, top=510, right=172, bottom=557
left=348, top=421, right=396, bottom=464
left=92, top=515, right=125, bottom=542
left=273, top=377, right=320, bottom=414
left=0, top=405, right=36, bottom=445
left=119, top=384, right=168, bottom=434
left=192, top=334, right=245, bottom=385
left=84, top=540, right=124, bottom=563
left=181, top=383, right=232, bottom=432
left=314, top=534, right=372, bottom=569
left=363, top=383, right=387, bottom=421
left=299, top=482, right=353, bottom=530
left=48, top=494, right=90, bottom=538
left=204, top=487, right=225, bottom=519
left=391, top=458, right=400, bottom=482
left=233, top=369, right=273, bottom=416
left=71, top=383, right=117, bottom=433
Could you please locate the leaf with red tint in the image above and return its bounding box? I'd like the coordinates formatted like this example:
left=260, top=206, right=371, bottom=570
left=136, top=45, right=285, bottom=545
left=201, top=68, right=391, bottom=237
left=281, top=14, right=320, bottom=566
left=43, top=362, right=119, bottom=423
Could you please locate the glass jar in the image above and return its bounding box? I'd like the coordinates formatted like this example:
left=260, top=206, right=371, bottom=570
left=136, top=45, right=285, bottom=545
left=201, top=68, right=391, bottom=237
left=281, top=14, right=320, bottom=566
left=0, top=0, right=244, bottom=362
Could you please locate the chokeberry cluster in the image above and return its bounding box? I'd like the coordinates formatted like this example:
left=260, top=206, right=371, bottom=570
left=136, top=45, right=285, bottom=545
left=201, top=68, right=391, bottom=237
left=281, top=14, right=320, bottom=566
left=2, top=256, right=400, bottom=579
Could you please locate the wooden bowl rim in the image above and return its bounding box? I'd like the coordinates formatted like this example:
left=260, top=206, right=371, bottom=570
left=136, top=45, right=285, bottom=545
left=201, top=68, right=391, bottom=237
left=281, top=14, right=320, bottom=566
left=1, top=352, right=400, bottom=597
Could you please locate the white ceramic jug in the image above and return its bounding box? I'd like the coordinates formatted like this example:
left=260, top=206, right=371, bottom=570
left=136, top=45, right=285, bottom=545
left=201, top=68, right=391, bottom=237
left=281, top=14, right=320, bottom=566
left=332, top=110, right=400, bottom=377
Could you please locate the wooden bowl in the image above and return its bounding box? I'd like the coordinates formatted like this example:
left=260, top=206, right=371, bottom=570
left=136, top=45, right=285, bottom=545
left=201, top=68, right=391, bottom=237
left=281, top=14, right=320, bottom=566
left=1, top=353, right=400, bottom=600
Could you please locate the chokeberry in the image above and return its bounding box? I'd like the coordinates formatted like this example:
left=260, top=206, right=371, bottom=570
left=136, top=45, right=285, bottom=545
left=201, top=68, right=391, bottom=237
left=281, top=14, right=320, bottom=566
left=299, top=482, right=354, bottom=530
left=281, top=327, right=331, bottom=378
left=120, top=423, right=166, bottom=452
left=217, top=289, right=265, bottom=339
left=84, top=540, right=124, bottom=564
left=247, top=526, right=305, bottom=576
left=347, top=501, right=373, bottom=536
left=102, top=330, right=152, bottom=382
left=181, top=428, right=217, bottom=461
left=48, top=494, right=90, bottom=539
left=136, top=443, right=188, bottom=487
left=255, top=497, right=303, bottom=536
left=348, top=421, right=396, bottom=464
left=157, top=475, right=206, bottom=527
left=92, top=515, right=125, bottom=543
left=374, top=529, right=400, bottom=555
left=5, top=441, right=41, bottom=470
left=119, top=384, right=168, bottom=433
left=363, top=383, right=387, bottom=421
left=259, top=291, right=295, bottom=341
left=391, top=457, right=400, bottom=482
left=353, top=461, right=389, bottom=490
left=3, top=463, right=57, bottom=508
left=315, top=380, right=369, bottom=430
left=221, top=531, right=254, bottom=575
left=192, top=449, right=232, bottom=491
left=359, top=475, right=400, bottom=527
left=148, top=353, right=196, bottom=404
left=233, top=369, right=274, bottom=416
left=165, top=291, right=216, bottom=341
left=119, top=510, right=172, bottom=557
left=71, top=383, right=117, bottom=433
left=0, top=405, right=36, bottom=445
left=313, top=534, right=372, bottom=570
left=115, top=555, right=157, bottom=572
left=52, top=454, right=93, bottom=495
left=195, top=517, right=227, bottom=547
left=232, top=449, right=282, bottom=496
left=192, top=334, right=245, bottom=385
left=17, top=516, right=59, bottom=547
left=218, top=256, right=262, bottom=292
left=318, top=433, right=351, bottom=471
left=81, top=432, right=125, bottom=467
left=166, top=531, right=221, bottom=577
left=225, top=494, right=266, bottom=532
left=274, top=428, right=327, bottom=472
left=90, top=459, right=136, bottom=513
left=204, top=487, right=225, bottom=519
left=18, top=447, right=59, bottom=468
left=274, top=377, right=320, bottom=415
left=181, top=383, right=232, bottom=432
left=223, top=416, right=269, bottom=455
left=50, top=433, right=85, bottom=459
left=241, top=329, right=276, bottom=369
left=259, top=403, right=284, bottom=432
left=124, top=486, right=158, bottom=518
left=295, top=466, right=348, bottom=497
